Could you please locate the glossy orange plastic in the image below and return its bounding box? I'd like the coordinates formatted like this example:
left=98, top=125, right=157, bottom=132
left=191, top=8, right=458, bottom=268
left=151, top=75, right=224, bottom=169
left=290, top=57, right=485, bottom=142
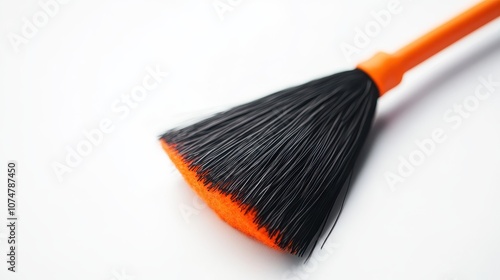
left=357, top=0, right=500, bottom=96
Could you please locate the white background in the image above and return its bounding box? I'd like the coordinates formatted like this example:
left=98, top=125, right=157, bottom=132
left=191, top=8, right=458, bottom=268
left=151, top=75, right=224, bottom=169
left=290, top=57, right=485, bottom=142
left=1, top=0, right=500, bottom=279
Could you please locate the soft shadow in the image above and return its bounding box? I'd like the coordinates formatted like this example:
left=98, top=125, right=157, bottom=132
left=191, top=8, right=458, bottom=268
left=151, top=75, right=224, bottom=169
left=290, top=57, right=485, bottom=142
left=355, top=34, right=500, bottom=185
left=292, top=34, right=500, bottom=266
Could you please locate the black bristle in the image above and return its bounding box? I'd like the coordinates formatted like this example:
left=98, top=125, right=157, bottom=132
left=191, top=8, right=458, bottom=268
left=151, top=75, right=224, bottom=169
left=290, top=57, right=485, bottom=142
left=161, top=69, right=379, bottom=257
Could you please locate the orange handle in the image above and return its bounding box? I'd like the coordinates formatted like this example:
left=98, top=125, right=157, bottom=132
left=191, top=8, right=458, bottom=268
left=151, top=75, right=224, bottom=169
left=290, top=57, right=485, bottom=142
left=357, top=0, right=500, bottom=95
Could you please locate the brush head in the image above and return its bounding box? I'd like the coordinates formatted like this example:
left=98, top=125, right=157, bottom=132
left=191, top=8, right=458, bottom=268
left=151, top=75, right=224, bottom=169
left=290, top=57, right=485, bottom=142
left=160, top=69, right=379, bottom=256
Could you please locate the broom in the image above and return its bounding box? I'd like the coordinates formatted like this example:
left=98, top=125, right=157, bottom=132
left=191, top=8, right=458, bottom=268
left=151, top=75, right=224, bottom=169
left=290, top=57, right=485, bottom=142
left=160, top=0, right=500, bottom=257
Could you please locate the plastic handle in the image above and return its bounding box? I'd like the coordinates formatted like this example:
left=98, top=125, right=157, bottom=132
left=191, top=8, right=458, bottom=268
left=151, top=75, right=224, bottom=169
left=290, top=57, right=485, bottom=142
left=357, top=0, right=500, bottom=96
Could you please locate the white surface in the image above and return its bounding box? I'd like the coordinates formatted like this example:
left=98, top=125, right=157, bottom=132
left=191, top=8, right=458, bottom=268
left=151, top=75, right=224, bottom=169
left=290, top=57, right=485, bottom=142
left=1, top=0, right=500, bottom=279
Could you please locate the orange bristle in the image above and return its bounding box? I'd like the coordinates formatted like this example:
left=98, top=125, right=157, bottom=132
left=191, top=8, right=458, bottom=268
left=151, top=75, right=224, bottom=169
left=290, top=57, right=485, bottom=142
left=160, top=70, right=379, bottom=257
left=158, top=1, right=500, bottom=258
left=160, top=140, right=283, bottom=251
